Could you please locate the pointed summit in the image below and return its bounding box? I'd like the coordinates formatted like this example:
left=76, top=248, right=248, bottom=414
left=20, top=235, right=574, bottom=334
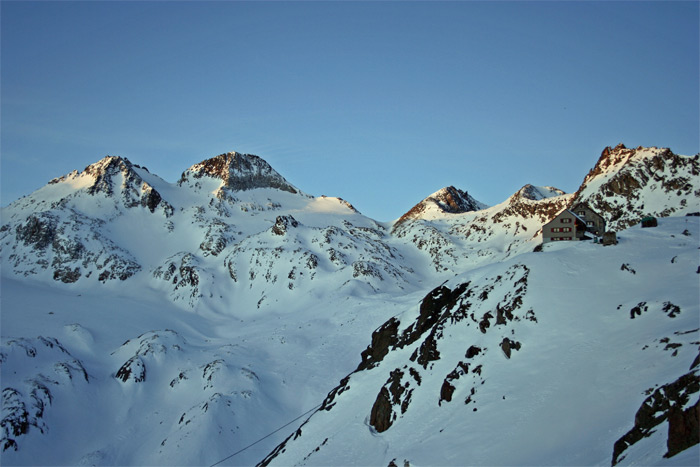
left=178, top=152, right=298, bottom=194
left=395, top=186, right=487, bottom=225
left=43, top=155, right=172, bottom=215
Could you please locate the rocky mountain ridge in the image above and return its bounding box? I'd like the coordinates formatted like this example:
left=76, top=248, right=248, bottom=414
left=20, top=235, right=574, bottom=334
left=572, top=144, right=699, bottom=231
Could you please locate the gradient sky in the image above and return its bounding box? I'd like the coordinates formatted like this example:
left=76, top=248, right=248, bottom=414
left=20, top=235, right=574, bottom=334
left=2, top=1, right=698, bottom=221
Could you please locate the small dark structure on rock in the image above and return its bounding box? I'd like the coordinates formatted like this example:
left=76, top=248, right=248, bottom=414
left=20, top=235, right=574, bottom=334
left=603, top=231, right=618, bottom=246
left=641, top=216, right=658, bottom=228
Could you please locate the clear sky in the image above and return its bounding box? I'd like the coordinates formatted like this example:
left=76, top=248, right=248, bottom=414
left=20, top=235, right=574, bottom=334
left=2, top=1, right=698, bottom=221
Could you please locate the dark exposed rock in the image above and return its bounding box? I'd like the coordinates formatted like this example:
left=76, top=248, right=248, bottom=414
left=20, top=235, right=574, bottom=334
left=0, top=337, right=87, bottom=451
left=115, top=356, right=146, bottom=383
left=479, top=312, right=493, bottom=334
left=612, top=369, right=700, bottom=465
left=272, top=215, right=299, bottom=236
left=500, top=338, right=521, bottom=359
left=140, top=184, right=164, bottom=213
left=352, top=261, right=383, bottom=280
left=153, top=253, right=203, bottom=305
left=630, top=302, right=648, bottom=319
left=465, top=346, right=482, bottom=359
left=320, top=376, right=351, bottom=411
left=440, top=380, right=456, bottom=404
left=370, top=369, right=413, bottom=433
left=662, top=302, right=681, bottom=318
left=666, top=400, right=699, bottom=458
left=53, top=267, right=81, bottom=283
left=357, top=318, right=400, bottom=371
left=402, top=282, right=471, bottom=346
left=411, top=331, right=440, bottom=369
left=1, top=388, right=29, bottom=451
left=15, top=215, right=56, bottom=250
left=439, top=362, right=470, bottom=405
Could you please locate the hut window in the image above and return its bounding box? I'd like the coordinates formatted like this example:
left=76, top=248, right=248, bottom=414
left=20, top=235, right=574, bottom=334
left=561, top=218, right=572, bottom=223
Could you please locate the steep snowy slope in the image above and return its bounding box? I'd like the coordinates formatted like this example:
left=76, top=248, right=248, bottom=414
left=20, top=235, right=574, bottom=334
left=262, top=216, right=700, bottom=467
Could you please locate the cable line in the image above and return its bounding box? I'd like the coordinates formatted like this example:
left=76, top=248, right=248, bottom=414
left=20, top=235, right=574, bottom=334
left=209, top=403, right=322, bottom=467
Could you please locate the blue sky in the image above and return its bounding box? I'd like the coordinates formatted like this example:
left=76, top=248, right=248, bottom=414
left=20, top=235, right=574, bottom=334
left=2, top=1, right=698, bottom=221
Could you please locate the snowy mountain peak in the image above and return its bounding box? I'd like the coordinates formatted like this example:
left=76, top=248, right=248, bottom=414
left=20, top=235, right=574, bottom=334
left=515, top=184, right=566, bottom=201
left=47, top=155, right=136, bottom=195
left=395, top=186, right=487, bottom=225
left=178, top=152, right=299, bottom=194
left=572, top=144, right=699, bottom=231
left=15, top=155, right=173, bottom=217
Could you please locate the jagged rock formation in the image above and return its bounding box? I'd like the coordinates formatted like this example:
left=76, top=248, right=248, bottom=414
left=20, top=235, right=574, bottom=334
left=572, top=144, right=699, bottom=231
left=612, top=364, right=699, bottom=465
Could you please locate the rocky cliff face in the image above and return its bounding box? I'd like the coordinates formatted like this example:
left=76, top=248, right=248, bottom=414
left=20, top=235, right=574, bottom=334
left=571, top=144, right=699, bottom=231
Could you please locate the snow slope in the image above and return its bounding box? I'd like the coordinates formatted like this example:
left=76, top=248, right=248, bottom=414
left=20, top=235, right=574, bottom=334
left=262, top=217, right=700, bottom=467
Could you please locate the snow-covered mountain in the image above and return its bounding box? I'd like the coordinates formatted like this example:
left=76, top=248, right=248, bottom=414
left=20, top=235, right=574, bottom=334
left=572, top=144, right=699, bottom=231
left=1, top=144, right=698, bottom=466
left=391, top=183, right=572, bottom=272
